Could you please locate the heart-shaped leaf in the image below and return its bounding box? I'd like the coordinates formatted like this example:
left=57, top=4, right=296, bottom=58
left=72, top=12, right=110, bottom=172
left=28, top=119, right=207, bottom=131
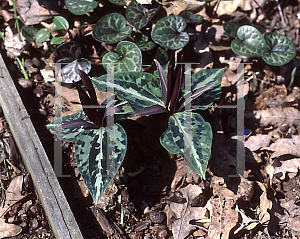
left=65, top=0, right=98, bottom=15
left=231, top=25, right=266, bottom=57
left=223, top=21, right=239, bottom=38
left=53, top=16, right=69, bottom=31
left=160, top=112, right=212, bottom=179
left=92, top=13, right=133, bottom=44
left=108, top=0, right=127, bottom=6
left=75, top=124, right=127, bottom=203
left=61, top=58, right=91, bottom=83
left=50, top=36, right=63, bottom=45
left=262, top=32, right=296, bottom=66
left=55, top=41, right=81, bottom=62
left=35, top=28, right=51, bottom=42
left=102, top=41, right=142, bottom=73
left=179, top=10, right=203, bottom=24
left=151, top=15, right=189, bottom=50
left=47, top=110, right=92, bottom=142
left=21, top=26, right=39, bottom=41
left=125, top=0, right=160, bottom=30
left=92, top=72, right=163, bottom=112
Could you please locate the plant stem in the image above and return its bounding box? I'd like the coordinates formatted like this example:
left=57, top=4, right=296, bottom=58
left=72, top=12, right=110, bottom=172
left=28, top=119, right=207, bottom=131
left=12, top=0, right=22, bottom=41
left=16, top=57, right=29, bottom=80
left=0, top=31, right=5, bottom=41
left=120, top=204, right=125, bottom=228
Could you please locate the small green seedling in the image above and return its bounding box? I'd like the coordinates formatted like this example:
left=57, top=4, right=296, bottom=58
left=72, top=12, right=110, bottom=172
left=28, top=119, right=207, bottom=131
left=22, top=16, right=70, bottom=45
left=231, top=25, right=296, bottom=66
left=16, top=57, right=29, bottom=80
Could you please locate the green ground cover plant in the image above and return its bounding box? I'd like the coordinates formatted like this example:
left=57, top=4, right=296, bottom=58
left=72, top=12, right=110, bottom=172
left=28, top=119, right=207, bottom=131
left=46, top=1, right=296, bottom=204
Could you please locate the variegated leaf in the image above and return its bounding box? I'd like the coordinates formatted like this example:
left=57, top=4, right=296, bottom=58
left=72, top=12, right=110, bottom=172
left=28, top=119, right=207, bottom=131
left=182, top=68, right=225, bottom=107
left=65, top=0, right=98, bottom=15
left=75, top=123, right=127, bottom=203
left=262, top=32, right=296, bottom=66
left=160, top=112, right=212, bottom=179
left=231, top=25, right=266, bottom=57
left=125, top=0, right=159, bottom=30
left=92, top=13, right=133, bottom=44
left=151, top=15, right=189, bottom=50
left=102, top=41, right=142, bottom=73
left=47, top=110, right=92, bottom=142
left=92, top=77, right=164, bottom=112
left=93, top=71, right=162, bottom=99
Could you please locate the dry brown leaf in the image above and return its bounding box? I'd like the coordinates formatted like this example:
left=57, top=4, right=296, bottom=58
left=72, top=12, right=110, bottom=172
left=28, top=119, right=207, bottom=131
left=215, top=0, right=252, bottom=16
left=0, top=175, right=24, bottom=238
left=273, top=158, right=300, bottom=180
left=234, top=205, right=259, bottom=234
left=262, top=138, right=300, bottom=159
left=252, top=107, right=300, bottom=128
left=245, top=135, right=271, bottom=151
left=237, top=178, right=254, bottom=201
left=168, top=184, right=208, bottom=239
left=161, top=0, right=205, bottom=15
left=279, top=200, right=300, bottom=236
left=207, top=197, right=238, bottom=239
left=17, top=0, right=59, bottom=25
left=207, top=176, right=238, bottom=239
left=258, top=191, right=272, bottom=224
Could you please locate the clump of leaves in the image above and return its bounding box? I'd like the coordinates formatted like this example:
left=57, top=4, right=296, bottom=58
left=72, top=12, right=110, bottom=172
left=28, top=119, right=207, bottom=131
left=92, top=52, right=224, bottom=179
left=231, top=25, right=296, bottom=66
left=48, top=70, right=129, bottom=203
left=22, top=16, right=69, bottom=45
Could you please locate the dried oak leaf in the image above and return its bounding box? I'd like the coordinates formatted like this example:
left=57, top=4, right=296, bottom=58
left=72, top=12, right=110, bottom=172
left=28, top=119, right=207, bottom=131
left=279, top=200, right=300, bottom=236
left=161, top=0, right=205, bottom=15
left=273, top=158, right=300, bottom=180
left=207, top=176, right=238, bottom=239
left=215, top=0, right=253, bottom=16
left=17, top=0, right=58, bottom=25
left=252, top=107, right=300, bottom=128
left=168, top=184, right=208, bottom=239
left=244, top=135, right=271, bottom=152
left=262, top=138, right=300, bottom=159
left=0, top=175, right=24, bottom=238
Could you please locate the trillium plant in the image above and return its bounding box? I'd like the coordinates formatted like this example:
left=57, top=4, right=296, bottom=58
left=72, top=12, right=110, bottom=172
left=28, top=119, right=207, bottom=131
left=48, top=51, right=224, bottom=203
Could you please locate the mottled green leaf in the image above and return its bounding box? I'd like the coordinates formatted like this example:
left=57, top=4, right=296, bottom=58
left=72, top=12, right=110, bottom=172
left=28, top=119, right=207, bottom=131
left=21, top=26, right=39, bottom=41
left=108, top=0, right=126, bottom=6
left=65, top=0, right=98, bottom=15
left=102, top=41, right=142, bottom=73
left=223, top=21, right=239, bottom=38
left=53, top=16, right=69, bottom=31
left=35, top=28, right=50, bottom=42
left=262, top=32, right=296, bottom=66
left=92, top=72, right=163, bottom=111
left=231, top=25, right=266, bottom=57
left=179, top=10, right=203, bottom=24
left=184, top=68, right=225, bottom=107
left=92, top=13, right=133, bottom=44
left=160, top=112, right=212, bottom=179
left=75, top=124, right=127, bottom=203
left=47, top=110, right=92, bottom=142
left=151, top=15, right=189, bottom=50
left=50, top=33, right=64, bottom=45
left=126, top=0, right=159, bottom=30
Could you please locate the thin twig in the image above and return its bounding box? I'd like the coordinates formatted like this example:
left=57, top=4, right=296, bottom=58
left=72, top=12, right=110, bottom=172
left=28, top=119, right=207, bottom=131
left=276, top=0, right=287, bottom=28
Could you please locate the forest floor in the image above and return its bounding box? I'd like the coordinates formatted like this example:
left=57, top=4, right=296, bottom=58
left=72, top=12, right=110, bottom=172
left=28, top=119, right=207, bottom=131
left=1, top=0, right=300, bottom=238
